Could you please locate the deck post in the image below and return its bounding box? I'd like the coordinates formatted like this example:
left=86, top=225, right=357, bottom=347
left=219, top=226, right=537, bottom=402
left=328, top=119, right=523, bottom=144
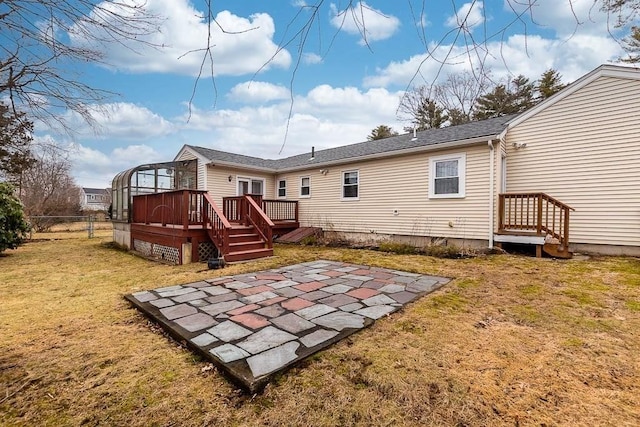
left=182, top=190, right=189, bottom=230
left=498, top=194, right=504, bottom=231
left=161, top=192, right=166, bottom=226
left=144, top=195, right=150, bottom=225
left=563, top=208, right=570, bottom=251
left=536, top=194, right=543, bottom=235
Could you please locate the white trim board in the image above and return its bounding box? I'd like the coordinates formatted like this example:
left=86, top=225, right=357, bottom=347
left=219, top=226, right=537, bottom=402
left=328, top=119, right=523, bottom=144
left=494, top=234, right=546, bottom=245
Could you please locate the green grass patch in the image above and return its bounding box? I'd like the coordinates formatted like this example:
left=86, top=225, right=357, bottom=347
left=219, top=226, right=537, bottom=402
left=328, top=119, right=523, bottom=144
left=511, top=305, right=542, bottom=325
left=520, top=283, right=544, bottom=296
left=428, top=292, right=467, bottom=311
left=562, top=289, right=599, bottom=306
left=625, top=300, right=640, bottom=311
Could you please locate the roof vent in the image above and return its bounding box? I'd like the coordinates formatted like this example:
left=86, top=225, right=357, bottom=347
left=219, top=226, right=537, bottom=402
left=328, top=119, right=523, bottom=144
left=411, top=126, right=417, bottom=141
left=309, top=146, right=315, bottom=160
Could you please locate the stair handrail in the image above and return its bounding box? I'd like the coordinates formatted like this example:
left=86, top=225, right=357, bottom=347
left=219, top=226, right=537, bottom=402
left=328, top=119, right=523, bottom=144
left=499, top=192, right=575, bottom=250
left=243, top=195, right=274, bottom=248
left=203, top=193, right=231, bottom=256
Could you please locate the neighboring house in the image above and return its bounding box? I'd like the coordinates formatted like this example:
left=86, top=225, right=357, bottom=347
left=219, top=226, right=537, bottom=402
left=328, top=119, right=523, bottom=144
left=80, top=187, right=110, bottom=212
left=113, top=63, right=640, bottom=264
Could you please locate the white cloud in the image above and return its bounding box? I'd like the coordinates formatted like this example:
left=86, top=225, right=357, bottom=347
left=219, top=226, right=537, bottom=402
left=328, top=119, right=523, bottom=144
left=179, top=84, right=406, bottom=158
left=363, top=32, right=624, bottom=88
left=228, top=81, right=290, bottom=103
left=504, top=0, right=620, bottom=38
left=64, top=103, right=175, bottom=140
left=70, top=143, right=165, bottom=188
left=70, top=0, right=291, bottom=77
left=302, top=52, right=323, bottom=65
left=330, top=1, right=400, bottom=45
left=446, top=2, right=484, bottom=30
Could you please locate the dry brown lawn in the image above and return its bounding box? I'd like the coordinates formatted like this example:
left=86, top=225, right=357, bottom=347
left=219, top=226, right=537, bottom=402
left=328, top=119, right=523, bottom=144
left=1, top=231, right=639, bottom=426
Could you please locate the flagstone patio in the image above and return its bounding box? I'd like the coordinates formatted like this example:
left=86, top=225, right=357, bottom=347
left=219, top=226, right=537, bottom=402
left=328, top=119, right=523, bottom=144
left=125, top=260, right=450, bottom=393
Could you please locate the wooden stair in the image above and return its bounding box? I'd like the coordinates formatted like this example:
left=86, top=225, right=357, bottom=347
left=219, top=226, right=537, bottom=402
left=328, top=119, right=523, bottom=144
left=497, top=192, right=575, bottom=259
left=224, top=224, right=273, bottom=262
left=542, top=236, right=572, bottom=259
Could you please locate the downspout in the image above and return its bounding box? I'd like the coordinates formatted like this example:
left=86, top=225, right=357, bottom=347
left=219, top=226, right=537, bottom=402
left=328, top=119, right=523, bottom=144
left=488, top=139, right=495, bottom=249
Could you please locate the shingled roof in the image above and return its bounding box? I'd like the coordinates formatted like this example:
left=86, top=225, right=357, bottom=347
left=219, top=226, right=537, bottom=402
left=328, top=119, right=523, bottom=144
left=186, top=114, right=515, bottom=172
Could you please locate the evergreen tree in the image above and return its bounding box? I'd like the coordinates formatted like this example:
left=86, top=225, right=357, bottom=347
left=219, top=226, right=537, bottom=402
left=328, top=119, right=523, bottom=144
left=367, top=125, right=398, bottom=141
left=0, top=182, right=30, bottom=253
left=473, top=84, right=515, bottom=120
left=0, top=103, right=34, bottom=182
left=511, top=75, right=536, bottom=111
left=537, top=69, right=566, bottom=100
left=473, top=75, right=536, bottom=120
left=621, top=26, right=640, bottom=63
left=406, top=98, right=448, bottom=131
left=448, top=108, right=471, bottom=126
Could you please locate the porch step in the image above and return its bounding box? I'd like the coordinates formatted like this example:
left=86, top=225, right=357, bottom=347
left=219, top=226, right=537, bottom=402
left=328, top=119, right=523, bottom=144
left=228, top=225, right=254, bottom=235
left=229, top=233, right=262, bottom=243
left=225, top=248, right=274, bottom=262
left=543, top=242, right=573, bottom=259
left=229, top=240, right=267, bottom=252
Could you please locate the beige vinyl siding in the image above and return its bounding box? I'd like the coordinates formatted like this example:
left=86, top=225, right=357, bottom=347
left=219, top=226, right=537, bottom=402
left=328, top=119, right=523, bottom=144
left=505, top=75, right=640, bottom=246
left=174, top=150, right=207, bottom=190
left=205, top=166, right=275, bottom=206
left=276, top=144, right=494, bottom=241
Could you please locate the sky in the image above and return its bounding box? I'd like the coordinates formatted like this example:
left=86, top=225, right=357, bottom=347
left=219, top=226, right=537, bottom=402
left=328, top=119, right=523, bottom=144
left=34, top=0, right=633, bottom=188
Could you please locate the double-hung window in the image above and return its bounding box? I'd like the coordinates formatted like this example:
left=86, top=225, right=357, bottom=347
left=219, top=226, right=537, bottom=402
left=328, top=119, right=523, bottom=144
left=300, top=176, right=310, bottom=198
left=429, top=154, right=466, bottom=198
left=342, top=170, right=359, bottom=200
left=277, top=179, right=286, bottom=198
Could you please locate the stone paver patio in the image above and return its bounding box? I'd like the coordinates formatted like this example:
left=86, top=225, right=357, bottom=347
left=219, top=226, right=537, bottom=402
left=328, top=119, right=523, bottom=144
left=125, top=260, right=450, bottom=392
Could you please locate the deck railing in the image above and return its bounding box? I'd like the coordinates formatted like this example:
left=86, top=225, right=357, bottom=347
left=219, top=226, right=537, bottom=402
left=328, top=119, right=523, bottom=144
left=262, top=199, right=299, bottom=222
left=222, top=196, right=244, bottom=222
left=203, top=193, right=231, bottom=255
left=132, top=189, right=206, bottom=229
left=244, top=195, right=274, bottom=248
left=499, top=192, right=574, bottom=248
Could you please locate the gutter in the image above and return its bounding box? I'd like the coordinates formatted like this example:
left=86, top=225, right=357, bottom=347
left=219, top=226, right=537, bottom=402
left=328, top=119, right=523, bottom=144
left=275, top=134, right=503, bottom=173
left=202, top=133, right=504, bottom=174
left=488, top=139, right=495, bottom=249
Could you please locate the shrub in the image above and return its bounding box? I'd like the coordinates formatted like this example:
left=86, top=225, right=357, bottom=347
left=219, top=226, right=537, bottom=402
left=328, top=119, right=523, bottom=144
left=378, top=241, right=418, bottom=255
left=0, top=183, right=30, bottom=253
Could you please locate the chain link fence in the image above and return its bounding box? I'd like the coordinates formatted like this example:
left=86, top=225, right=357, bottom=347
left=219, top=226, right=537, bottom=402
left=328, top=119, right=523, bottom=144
left=27, top=215, right=111, bottom=239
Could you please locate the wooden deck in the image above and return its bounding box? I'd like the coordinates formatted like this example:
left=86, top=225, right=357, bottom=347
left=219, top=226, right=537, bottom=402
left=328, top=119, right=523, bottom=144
left=130, top=190, right=299, bottom=263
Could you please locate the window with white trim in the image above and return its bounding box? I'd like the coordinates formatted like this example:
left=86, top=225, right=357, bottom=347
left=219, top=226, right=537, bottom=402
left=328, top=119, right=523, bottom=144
left=300, top=176, right=310, bottom=198
left=277, top=179, right=286, bottom=198
left=429, top=153, right=466, bottom=198
left=342, top=170, right=359, bottom=199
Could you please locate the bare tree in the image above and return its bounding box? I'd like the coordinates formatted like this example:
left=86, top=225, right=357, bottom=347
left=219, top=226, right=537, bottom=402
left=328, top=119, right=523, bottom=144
left=0, top=0, right=160, bottom=132
left=17, top=144, right=82, bottom=231
left=433, top=71, right=493, bottom=125
left=398, top=86, right=449, bottom=130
